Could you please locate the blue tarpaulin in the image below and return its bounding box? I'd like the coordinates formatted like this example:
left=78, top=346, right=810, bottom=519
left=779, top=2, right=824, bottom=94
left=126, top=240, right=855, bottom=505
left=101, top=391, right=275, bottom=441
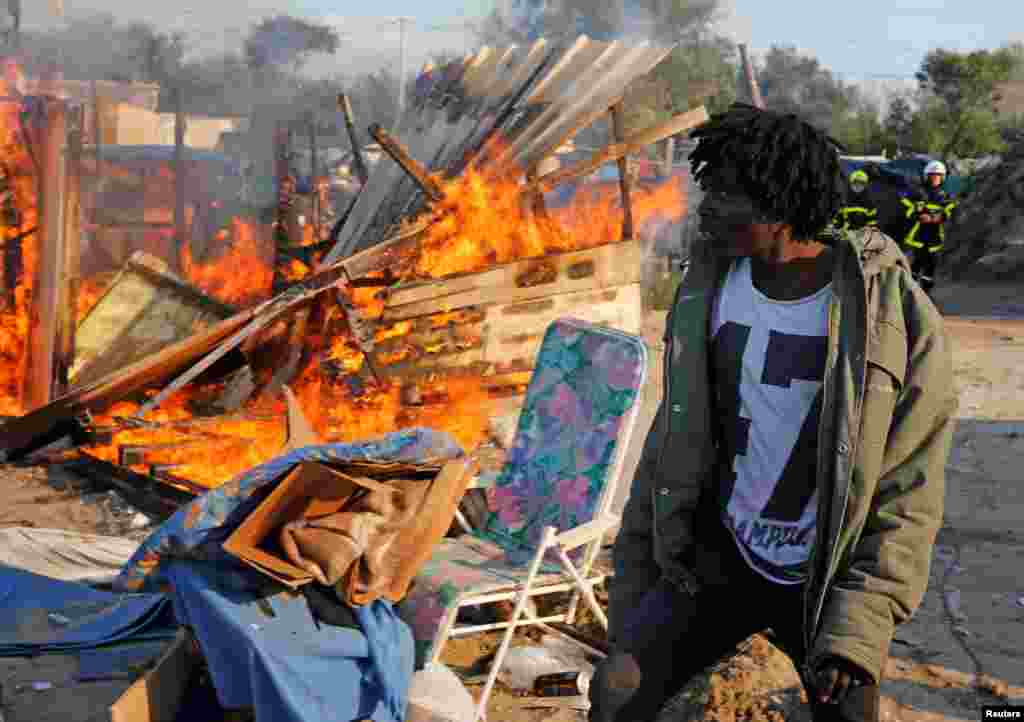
left=114, top=429, right=465, bottom=722
left=0, top=564, right=176, bottom=656
left=95, top=145, right=243, bottom=176
left=163, top=560, right=414, bottom=722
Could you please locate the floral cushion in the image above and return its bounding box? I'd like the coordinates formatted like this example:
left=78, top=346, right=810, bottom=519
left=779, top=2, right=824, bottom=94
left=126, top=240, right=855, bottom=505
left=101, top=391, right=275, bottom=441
left=483, top=319, right=646, bottom=562
left=397, top=536, right=570, bottom=665
left=398, top=319, right=646, bottom=667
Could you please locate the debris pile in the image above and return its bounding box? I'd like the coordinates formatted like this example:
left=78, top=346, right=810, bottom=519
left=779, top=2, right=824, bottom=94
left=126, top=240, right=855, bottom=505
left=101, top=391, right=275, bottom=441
left=946, top=137, right=1024, bottom=279
left=1, top=37, right=704, bottom=497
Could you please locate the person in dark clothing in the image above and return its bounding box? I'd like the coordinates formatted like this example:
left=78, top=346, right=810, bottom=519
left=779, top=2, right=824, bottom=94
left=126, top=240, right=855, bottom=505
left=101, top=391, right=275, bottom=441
left=589, top=105, right=954, bottom=722
left=898, top=160, right=956, bottom=292
left=834, top=169, right=878, bottom=233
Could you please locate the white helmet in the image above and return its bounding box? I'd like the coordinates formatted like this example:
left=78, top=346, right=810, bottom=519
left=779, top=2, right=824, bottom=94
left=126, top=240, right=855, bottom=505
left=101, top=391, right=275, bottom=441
left=923, top=160, right=947, bottom=177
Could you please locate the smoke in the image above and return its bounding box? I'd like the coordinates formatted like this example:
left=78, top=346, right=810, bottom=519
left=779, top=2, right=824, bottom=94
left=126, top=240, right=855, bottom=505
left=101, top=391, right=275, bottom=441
left=500, top=0, right=665, bottom=45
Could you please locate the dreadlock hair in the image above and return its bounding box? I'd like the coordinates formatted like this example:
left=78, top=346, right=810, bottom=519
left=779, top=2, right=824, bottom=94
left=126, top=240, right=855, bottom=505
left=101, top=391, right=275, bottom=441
left=689, top=103, right=848, bottom=242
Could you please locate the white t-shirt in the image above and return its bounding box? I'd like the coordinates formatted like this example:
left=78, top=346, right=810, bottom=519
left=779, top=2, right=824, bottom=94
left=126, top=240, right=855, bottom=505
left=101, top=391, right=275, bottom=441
left=710, top=258, right=833, bottom=585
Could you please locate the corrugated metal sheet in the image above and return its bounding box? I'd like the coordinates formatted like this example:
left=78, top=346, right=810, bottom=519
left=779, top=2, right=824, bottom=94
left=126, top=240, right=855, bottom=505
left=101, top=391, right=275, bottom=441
left=324, top=35, right=675, bottom=265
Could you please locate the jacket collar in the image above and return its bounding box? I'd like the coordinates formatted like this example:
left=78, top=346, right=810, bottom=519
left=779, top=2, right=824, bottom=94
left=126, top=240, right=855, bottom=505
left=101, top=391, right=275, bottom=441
left=685, top=226, right=907, bottom=288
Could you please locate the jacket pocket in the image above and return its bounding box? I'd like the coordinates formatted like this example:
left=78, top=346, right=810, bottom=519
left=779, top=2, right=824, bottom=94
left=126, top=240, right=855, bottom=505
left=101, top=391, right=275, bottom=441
left=866, top=320, right=908, bottom=393
left=859, top=320, right=908, bottom=480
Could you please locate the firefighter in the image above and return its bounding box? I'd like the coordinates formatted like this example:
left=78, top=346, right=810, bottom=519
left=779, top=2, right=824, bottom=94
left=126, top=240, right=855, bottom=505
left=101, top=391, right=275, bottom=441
left=834, top=169, right=878, bottom=233
left=898, top=160, right=956, bottom=293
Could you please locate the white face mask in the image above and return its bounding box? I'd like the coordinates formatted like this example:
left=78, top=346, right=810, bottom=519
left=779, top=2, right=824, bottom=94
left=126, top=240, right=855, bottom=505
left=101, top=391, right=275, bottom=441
left=851, top=182, right=867, bottom=194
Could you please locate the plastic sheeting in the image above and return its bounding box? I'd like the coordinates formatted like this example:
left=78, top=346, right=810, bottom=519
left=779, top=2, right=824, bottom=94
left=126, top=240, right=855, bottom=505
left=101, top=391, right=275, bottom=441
left=0, top=527, right=140, bottom=585
left=114, top=429, right=464, bottom=722
left=163, top=560, right=414, bottom=722
left=0, top=564, right=176, bottom=656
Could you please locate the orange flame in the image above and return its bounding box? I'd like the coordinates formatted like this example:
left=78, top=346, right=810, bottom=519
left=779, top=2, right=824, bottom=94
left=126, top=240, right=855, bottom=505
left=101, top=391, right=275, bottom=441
left=410, top=160, right=687, bottom=279
left=3, top=76, right=686, bottom=491
left=180, top=218, right=274, bottom=308
left=0, top=60, right=39, bottom=416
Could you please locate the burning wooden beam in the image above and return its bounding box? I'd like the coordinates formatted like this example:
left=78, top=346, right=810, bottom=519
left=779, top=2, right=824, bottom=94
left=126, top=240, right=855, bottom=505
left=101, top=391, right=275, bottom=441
left=739, top=44, right=766, bottom=110
left=174, top=87, right=189, bottom=267
left=22, top=98, right=69, bottom=412
left=338, top=94, right=369, bottom=186
left=526, top=106, right=709, bottom=194
left=0, top=269, right=348, bottom=460
left=55, top=105, right=83, bottom=398
left=610, top=102, right=634, bottom=241
left=368, top=123, right=445, bottom=202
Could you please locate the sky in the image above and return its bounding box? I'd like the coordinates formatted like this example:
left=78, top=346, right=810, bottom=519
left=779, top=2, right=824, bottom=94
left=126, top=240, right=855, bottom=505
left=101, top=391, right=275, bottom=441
left=18, top=0, right=1024, bottom=99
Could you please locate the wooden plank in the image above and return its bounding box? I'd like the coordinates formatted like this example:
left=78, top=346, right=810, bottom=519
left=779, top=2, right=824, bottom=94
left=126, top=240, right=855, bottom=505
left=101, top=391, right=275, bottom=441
left=57, top=105, right=84, bottom=397
left=523, top=37, right=598, bottom=105
left=23, top=99, right=68, bottom=412
left=496, top=40, right=627, bottom=168
left=484, top=40, right=549, bottom=102
left=336, top=217, right=430, bottom=279
left=173, top=87, right=188, bottom=266
left=369, top=123, right=445, bottom=201
left=373, top=282, right=643, bottom=380
left=109, top=629, right=195, bottom=722
left=528, top=106, right=708, bottom=194
left=461, top=46, right=514, bottom=100
left=453, top=46, right=495, bottom=99
left=338, top=93, right=368, bottom=185
left=611, top=102, right=635, bottom=241
left=739, top=43, right=766, bottom=109
left=512, top=44, right=672, bottom=171
left=446, top=43, right=562, bottom=177
left=0, top=278, right=341, bottom=458
left=70, top=252, right=235, bottom=389
left=382, top=239, right=642, bottom=317
left=515, top=44, right=672, bottom=172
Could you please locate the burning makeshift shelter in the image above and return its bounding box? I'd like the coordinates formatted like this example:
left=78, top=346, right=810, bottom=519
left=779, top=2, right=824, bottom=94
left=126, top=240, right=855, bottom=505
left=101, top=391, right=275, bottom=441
left=1, top=36, right=705, bottom=499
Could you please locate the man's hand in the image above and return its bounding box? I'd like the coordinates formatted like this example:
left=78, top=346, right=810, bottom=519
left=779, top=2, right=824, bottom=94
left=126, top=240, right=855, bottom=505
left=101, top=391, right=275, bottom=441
left=811, top=656, right=872, bottom=705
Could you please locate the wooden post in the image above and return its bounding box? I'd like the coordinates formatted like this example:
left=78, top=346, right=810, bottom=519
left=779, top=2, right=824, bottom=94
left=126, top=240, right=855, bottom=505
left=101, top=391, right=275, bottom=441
left=338, top=94, right=369, bottom=185
left=309, top=111, right=319, bottom=242
left=91, top=80, right=102, bottom=167
left=22, top=99, right=68, bottom=411
left=273, top=123, right=297, bottom=286
left=369, top=123, right=444, bottom=201
left=738, top=44, right=766, bottom=110
left=56, top=105, right=83, bottom=396
left=662, top=136, right=675, bottom=178
left=174, top=87, right=189, bottom=268
left=610, top=102, right=634, bottom=241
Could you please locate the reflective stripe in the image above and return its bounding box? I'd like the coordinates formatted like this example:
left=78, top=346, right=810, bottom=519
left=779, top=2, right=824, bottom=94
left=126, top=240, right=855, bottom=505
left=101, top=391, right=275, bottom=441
left=903, top=222, right=923, bottom=247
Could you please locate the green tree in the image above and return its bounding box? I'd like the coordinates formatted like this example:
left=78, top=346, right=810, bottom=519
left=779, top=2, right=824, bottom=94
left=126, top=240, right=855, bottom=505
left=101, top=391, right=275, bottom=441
left=756, top=45, right=856, bottom=136
left=833, top=103, right=885, bottom=155
left=244, top=15, right=340, bottom=74
left=915, top=47, right=1016, bottom=158
left=882, top=95, right=914, bottom=153
left=652, top=31, right=737, bottom=117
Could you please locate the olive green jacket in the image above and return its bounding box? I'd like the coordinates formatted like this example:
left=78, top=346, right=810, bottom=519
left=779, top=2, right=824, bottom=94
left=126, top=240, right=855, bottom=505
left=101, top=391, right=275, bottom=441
left=610, top=227, right=956, bottom=685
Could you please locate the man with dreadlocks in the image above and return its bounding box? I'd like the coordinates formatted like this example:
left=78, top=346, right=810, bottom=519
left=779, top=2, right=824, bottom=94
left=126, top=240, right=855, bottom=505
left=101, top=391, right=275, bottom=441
left=590, top=104, right=954, bottom=722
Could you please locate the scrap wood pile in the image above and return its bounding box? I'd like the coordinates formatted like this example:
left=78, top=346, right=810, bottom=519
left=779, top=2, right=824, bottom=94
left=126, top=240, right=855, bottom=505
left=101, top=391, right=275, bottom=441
left=1, top=34, right=707, bottom=480
left=0, top=33, right=723, bottom=722
left=946, top=136, right=1024, bottom=278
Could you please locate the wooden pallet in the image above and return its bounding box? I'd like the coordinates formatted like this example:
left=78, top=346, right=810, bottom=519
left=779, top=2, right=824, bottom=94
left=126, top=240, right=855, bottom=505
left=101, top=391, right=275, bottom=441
left=368, top=239, right=642, bottom=400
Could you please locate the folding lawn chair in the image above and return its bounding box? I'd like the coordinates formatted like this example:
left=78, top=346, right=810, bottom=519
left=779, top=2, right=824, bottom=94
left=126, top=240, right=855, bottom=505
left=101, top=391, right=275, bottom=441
left=398, top=317, right=648, bottom=721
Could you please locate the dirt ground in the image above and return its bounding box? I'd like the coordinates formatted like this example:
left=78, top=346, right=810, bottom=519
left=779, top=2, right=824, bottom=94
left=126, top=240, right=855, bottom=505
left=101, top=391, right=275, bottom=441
left=1, top=280, right=1022, bottom=722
